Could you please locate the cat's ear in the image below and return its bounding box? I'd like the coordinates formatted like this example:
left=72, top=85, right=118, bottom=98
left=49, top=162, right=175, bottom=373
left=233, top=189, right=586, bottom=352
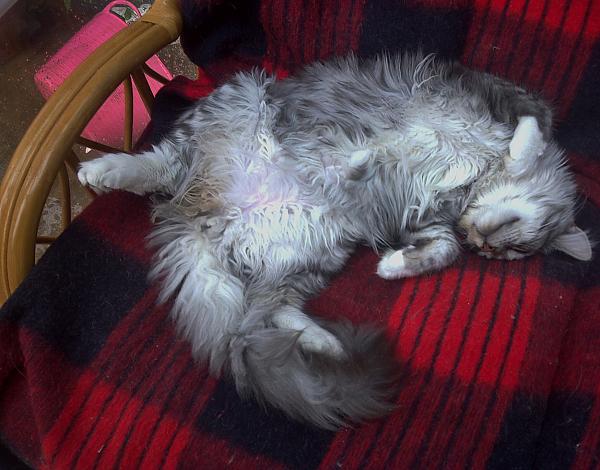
left=552, top=226, right=592, bottom=261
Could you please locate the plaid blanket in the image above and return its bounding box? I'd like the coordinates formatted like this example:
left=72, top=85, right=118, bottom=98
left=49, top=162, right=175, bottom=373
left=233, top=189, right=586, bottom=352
left=1, top=0, right=600, bottom=468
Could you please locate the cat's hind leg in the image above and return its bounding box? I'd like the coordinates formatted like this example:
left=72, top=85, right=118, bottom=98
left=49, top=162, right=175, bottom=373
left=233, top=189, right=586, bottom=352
left=506, top=115, right=547, bottom=175
left=78, top=140, right=183, bottom=195
left=377, top=224, right=460, bottom=279
left=451, top=64, right=551, bottom=174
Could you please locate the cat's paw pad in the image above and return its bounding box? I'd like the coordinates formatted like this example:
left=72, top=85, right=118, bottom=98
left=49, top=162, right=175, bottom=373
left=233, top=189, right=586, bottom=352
left=507, top=116, right=546, bottom=173
left=377, top=248, right=416, bottom=279
left=78, top=155, right=146, bottom=195
left=299, top=326, right=346, bottom=359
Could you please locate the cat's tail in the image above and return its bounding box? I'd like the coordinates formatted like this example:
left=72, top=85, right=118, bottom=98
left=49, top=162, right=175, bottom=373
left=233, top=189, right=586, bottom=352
left=227, top=311, right=401, bottom=430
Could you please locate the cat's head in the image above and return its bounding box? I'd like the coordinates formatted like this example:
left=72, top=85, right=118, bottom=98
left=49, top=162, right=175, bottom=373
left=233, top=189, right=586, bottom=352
left=458, top=142, right=592, bottom=261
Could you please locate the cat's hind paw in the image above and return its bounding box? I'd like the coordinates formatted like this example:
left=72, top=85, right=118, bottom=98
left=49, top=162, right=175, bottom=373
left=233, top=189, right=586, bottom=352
left=506, top=116, right=547, bottom=175
left=298, top=326, right=346, bottom=359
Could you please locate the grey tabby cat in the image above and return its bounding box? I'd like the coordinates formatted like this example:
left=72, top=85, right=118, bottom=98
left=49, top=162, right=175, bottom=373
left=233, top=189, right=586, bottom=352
left=78, top=53, right=592, bottom=429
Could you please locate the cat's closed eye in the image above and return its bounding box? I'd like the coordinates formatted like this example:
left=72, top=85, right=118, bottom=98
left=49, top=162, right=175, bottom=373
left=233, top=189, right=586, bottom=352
left=476, top=216, right=520, bottom=238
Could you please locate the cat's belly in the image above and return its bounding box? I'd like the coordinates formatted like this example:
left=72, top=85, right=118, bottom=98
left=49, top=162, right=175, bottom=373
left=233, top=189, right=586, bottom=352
left=198, top=140, right=346, bottom=277
left=218, top=204, right=346, bottom=280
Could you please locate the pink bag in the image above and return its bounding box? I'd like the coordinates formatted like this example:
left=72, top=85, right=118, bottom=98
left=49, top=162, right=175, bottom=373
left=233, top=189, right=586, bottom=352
left=34, top=1, right=172, bottom=149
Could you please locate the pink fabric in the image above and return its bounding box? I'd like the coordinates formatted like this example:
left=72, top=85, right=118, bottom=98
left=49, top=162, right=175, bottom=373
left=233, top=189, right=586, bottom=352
left=34, top=1, right=172, bottom=149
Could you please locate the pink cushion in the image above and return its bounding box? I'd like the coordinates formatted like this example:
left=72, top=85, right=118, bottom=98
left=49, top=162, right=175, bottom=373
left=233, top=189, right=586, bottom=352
left=33, top=1, right=172, bottom=149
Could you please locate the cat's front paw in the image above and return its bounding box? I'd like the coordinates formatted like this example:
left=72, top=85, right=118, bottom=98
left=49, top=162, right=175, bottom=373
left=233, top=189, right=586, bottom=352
left=78, top=154, right=148, bottom=195
left=376, top=247, right=416, bottom=279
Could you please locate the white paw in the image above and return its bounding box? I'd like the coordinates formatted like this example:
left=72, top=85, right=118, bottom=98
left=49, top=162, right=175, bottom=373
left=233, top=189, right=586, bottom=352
left=377, top=248, right=415, bottom=279
left=78, top=155, right=147, bottom=195
left=507, top=116, right=546, bottom=173
left=299, top=326, right=346, bottom=359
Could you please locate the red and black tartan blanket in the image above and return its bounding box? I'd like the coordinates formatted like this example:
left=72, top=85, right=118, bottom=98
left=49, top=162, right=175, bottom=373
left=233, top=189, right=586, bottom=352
left=1, top=0, right=600, bottom=468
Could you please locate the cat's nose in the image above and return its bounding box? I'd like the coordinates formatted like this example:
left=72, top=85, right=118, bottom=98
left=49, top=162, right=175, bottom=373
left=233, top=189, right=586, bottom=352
left=480, top=241, right=494, bottom=253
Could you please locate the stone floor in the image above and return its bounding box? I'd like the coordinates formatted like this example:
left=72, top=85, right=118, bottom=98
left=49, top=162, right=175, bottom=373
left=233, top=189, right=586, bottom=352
left=0, top=0, right=196, bottom=261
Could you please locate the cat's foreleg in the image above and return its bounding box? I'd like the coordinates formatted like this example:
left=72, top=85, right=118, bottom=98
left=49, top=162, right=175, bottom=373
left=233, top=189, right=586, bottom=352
left=377, top=224, right=460, bottom=279
left=78, top=140, right=184, bottom=195
left=272, top=305, right=346, bottom=358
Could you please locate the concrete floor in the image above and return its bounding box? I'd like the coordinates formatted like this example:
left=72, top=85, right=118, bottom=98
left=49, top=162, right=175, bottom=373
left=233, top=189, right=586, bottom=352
left=0, top=0, right=196, bottom=260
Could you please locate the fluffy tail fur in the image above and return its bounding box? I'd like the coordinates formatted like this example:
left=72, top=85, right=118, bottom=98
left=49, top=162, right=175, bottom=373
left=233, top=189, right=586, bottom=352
left=228, top=311, right=400, bottom=430
left=148, top=215, right=400, bottom=429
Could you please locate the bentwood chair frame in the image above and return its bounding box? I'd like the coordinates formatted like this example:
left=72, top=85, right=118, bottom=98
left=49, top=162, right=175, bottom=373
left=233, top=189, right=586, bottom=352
left=0, top=0, right=184, bottom=303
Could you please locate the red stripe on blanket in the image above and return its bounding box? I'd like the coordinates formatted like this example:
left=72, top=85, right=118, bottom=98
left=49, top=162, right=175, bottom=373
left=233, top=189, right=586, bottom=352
left=343, top=413, right=406, bottom=468
left=333, top=0, right=355, bottom=55
left=433, top=256, right=484, bottom=375
left=540, top=0, right=599, bottom=115
left=73, top=328, right=175, bottom=468
left=143, top=417, right=188, bottom=469
left=141, top=375, right=218, bottom=469
left=463, top=0, right=600, bottom=118
left=303, top=0, right=321, bottom=63
left=460, top=268, right=540, bottom=467
left=286, top=0, right=305, bottom=66
left=394, top=273, right=441, bottom=359
left=560, top=291, right=600, bottom=469
left=455, top=262, right=504, bottom=382
left=317, top=429, right=353, bottom=470
left=499, top=259, right=541, bottom=388
left=387, top=276, right=420, bottom=334
left=316, top=0, right=338, bottom=60
left=552, top=288, right=600, bottom=394
left=520, top=278, right=577, bottom=394
left=307, top=248, right=404, bottom=325
left=455, top=387, right=516, bottom=468
left=335, top=272, right=447, bottom=468
left=260, top=0, right=279, bottom=67
left=348, top=0, right=366, bottom=51
left=462, top=0, right=494, bottom=67
left=478, top=263, right=526, bottom=385
left=91, top=342, right=190, bottom=469
left=524, top=0, right=571, bottom=88
left=410, top=267, right=462, bottom=370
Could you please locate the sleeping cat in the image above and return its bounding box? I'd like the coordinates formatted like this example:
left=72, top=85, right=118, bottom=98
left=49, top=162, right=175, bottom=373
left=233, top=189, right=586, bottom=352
left=78, top=53, right=591, bottom=429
